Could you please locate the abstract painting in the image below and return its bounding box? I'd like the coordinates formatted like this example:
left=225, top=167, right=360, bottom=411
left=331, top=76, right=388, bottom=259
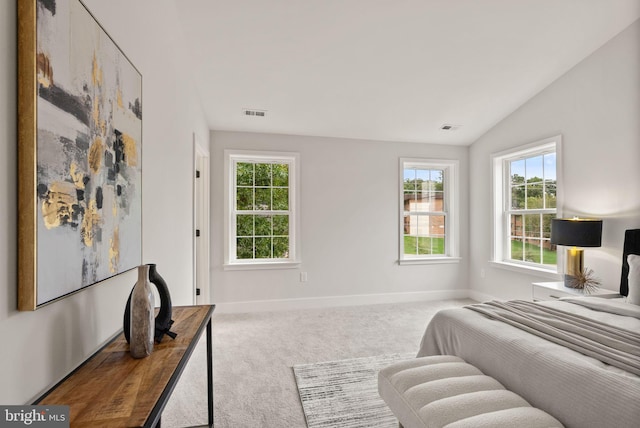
left=18, top=0, right=142, bottom=310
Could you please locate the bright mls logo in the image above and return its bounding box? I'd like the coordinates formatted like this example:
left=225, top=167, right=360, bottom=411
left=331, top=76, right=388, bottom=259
left=0, top=406, right=69, bottom=428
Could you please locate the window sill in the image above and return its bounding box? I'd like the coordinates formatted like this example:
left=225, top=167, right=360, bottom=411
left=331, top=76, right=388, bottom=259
left=224, top=261, right=301, bottom=271
left=399, top=257, right=461, bottom=266
left=489, top=260, right=561, bottom=280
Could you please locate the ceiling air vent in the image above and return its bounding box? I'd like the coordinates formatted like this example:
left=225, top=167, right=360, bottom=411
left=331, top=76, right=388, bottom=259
left=440, top=124, right=461, bottom=131
left=243, top=108, right=267, bottom=117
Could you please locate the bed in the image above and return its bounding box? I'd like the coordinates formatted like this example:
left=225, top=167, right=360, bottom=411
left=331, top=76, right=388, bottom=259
left=417, top=229, right=640, bottom=428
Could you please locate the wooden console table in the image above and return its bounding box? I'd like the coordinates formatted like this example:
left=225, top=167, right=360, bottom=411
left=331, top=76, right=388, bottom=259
left=34, top=305, right=215, bottom=427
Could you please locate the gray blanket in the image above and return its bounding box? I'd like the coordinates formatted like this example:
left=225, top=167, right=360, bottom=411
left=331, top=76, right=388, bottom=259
left=466, top=300, right=640, bottom=375
left=418, top=299, right=640, bottom=428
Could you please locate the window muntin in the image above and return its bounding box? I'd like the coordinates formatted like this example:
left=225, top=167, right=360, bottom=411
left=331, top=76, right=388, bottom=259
left=400, top=159, right=458, bottom=263
left=226, top=151, right=298, bottom=266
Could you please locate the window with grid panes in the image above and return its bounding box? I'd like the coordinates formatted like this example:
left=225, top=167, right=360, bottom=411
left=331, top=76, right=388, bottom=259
left=492, top=137, right=559, bottom=270
left=400, top=159, right=458, bottom=263
left=226, top=151, right=298, bottom=266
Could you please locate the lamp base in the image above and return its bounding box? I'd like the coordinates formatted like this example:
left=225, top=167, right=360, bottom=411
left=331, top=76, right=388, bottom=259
left=565, top=247, right=584, bottom=276
left=563, top=247, right=584, bottom=289
left=563, top=274, right=580, bottom=289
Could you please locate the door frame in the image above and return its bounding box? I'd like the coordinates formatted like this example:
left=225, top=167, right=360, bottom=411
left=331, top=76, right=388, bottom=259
left=193, top=133, right=210, bottom=304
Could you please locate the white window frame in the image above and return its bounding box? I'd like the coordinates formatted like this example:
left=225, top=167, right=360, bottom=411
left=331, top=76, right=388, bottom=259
left=399, top=158, right=460, bottom=265
left=490, top=135, right=563, bottom=276
left=224, top=150, right=301, bottom=270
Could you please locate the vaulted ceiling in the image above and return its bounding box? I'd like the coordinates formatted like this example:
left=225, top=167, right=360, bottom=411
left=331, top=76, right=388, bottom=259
left=175, top=0, right=640, bottom=145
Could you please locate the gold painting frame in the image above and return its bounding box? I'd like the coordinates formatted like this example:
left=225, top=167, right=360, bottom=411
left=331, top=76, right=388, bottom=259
left=18, top=0, right=38, bottom=310
left=18, top=0, right=143, bottom=310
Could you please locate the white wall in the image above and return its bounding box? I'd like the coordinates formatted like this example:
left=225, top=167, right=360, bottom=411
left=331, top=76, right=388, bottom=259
left=0, top=0, right=208, bottom=404
left=210, top=131, right=469, bottom=311
left=469, top=19, right=640, bottom=300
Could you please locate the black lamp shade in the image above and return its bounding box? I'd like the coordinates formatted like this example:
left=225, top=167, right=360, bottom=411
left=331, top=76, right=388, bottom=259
left=550, top=218, right=602, bottom=247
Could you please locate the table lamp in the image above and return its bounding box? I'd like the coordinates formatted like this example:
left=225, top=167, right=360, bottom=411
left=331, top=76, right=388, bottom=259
left=551, top=218, right=602, bottom=287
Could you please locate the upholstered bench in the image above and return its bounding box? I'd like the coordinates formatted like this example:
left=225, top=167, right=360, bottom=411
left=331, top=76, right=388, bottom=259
left=378, top=355, right=564, bottom=428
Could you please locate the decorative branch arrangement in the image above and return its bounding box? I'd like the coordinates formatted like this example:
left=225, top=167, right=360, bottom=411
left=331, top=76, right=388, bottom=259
left=567, top=268, right=601, bottom=294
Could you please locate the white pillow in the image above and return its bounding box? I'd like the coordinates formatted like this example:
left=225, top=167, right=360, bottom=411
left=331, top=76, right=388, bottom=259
left=627, top=254, right=640, bottom=305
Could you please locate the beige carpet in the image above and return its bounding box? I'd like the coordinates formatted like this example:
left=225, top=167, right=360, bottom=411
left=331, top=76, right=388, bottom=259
left=162, top=299, right=473, bottom=428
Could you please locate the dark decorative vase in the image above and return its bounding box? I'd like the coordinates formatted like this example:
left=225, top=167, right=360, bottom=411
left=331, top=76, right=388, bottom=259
left=129, top=265, right=154, bottom=358
left=124, top=264, right=176, bottom=345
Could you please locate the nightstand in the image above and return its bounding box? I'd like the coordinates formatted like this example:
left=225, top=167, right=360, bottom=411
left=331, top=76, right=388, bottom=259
left=532, top=281, right=620, bottom=301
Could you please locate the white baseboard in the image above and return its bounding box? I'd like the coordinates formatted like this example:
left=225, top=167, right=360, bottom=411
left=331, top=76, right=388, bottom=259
left=214, top=289, right=472, bottom=313
left=468, top=289, right=497, bottom=303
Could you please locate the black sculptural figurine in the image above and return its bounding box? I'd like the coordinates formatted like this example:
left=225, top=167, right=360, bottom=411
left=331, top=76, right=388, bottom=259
left=124, top=263, right=177, bottom=344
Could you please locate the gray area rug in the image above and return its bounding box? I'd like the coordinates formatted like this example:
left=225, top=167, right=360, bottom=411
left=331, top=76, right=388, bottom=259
left=294, top=353, right=415, bottom=428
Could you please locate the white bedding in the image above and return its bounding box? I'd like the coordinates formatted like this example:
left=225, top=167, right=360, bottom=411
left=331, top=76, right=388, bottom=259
left=417, top=298, right=640, bottom=428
